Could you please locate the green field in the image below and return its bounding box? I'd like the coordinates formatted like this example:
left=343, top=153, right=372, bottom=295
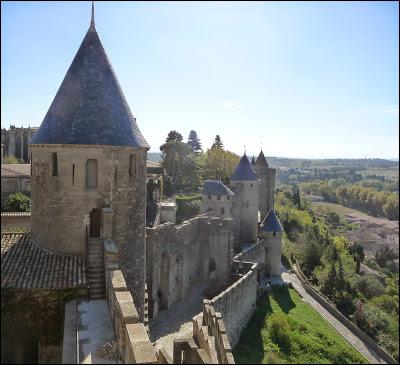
left=233, top=287, right=368, bottom=364
left=311, top=201, right=368, bottom=220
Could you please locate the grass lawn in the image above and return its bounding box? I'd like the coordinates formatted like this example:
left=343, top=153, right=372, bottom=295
left=233, top=286, right=368, bottom=364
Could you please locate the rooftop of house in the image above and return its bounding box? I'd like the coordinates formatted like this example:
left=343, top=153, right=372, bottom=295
left=1, top=232, right=86, bottom=289
left=1, top=164, right=30, bottom=177
left=30, top=18, right=149, bottom=149
left=202, top=180, right=235, bottom=197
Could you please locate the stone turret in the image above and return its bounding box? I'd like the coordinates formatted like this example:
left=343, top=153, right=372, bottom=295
left=254, top=150, right=276, bottom=221
left=259, top=209, right=283, bottom=276
left=230, top=154, right=259, bottom=247
left=29, top=10, right=149, bottom=319
left=201, top=180, right=235, bottom=218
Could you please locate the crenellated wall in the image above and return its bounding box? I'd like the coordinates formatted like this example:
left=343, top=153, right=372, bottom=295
left=146, top=215, right=234, bottom=319
left=208, top=261, right=258, bottom=347
left=104, top=243, right=158, bottom=364
left=233, top=239, right=265, bottom=276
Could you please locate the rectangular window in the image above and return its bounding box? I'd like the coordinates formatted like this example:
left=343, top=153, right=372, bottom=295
left=217, top=195, right=221, bottom=200
left=30, top=154, right=33, bottom=176
left=51, top=152, right=58, bottom=176
left=115, top=165, right=118, bottom=182
left=227, top=196, right=230, bottom=200
left=208, top=194, right=211, bottom=200
left=72, top=164, right=75, bottom=185
left=129, top=154, right=134, bottom=177
left=86, top=159, right=98, bottom=189
left=221, top=207, right=225, bottom=215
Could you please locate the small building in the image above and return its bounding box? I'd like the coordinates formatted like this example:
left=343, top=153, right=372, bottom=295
left=201, top=180, right=235, bottom=218
left=1, top=164, right=31, bottom=208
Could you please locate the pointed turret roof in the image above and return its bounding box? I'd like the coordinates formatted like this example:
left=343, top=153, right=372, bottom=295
left=202, top=180, right=235, bottom=196
left=256, top=150, right=269, bottom=167
left=260, top=209, right=284, bottom=233
left=30, top=9, right=149, bottom=148
left=251, top=155, right=256, bottom=165
left=230, top=153, right=258, bottom=181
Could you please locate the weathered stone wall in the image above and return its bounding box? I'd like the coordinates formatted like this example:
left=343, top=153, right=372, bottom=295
left=30, top=144, right=147, bottom=319
left=264, top=232, right=282, bottom=276
left=1, top=126, right=37, bottom=162
left=104, top=254, right=157, bottom=364
left=201, top=194, right=233, bottom=218
left=146, top=215, right=234, bottom=319
left=254, top=163, right=268, bottom=220
left=233, top=239, right=265, bottom=276
left=1, top=212, right=31, bottom=232
left=230, top=181, right=259, bottom=245
left=209, top=262, right=258, bottom=347
left=266, top=168, right=276, bottom=212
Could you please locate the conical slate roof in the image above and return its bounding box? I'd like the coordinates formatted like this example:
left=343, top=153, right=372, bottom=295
left=30, top=22, right=149, bottom=148
left=256, top=150, right=269, bottom=167
left=260, top=209, right=284, bottom=233
left=230, top=154, right=258, bottom=181
left=251, top=156, right=256, bottom=165
left=202, top=180, right=235, bottom=196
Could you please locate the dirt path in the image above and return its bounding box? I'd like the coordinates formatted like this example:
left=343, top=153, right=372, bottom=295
left=149, top=283, right=207, bottom=359
left=273, top=266, right=388, bottom=364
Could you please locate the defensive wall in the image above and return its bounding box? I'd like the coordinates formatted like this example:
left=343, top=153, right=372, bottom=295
left=233, top=239, right=265, bottom=277
left=146, top=215, right=234, bottom=319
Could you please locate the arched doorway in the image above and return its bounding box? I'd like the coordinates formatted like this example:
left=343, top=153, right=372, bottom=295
left=207, top=258, right=216, bottom=281
left=159, top=253, right=170, bottom=309
left=89, top=208, right=101, bottom=238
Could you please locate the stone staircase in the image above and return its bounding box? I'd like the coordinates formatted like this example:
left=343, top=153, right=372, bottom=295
left=87, top=238, right=105, bottom=299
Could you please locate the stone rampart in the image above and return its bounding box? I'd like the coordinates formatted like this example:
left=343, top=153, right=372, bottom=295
left=295, top=261, right=397, bottom=364
left=233, top=239, right=265, bottom=277
left=146, top=214, right=234, bottom=319
left=209, top=261, right=258, bottom=347
left=104, top=241, right=157, bottom=364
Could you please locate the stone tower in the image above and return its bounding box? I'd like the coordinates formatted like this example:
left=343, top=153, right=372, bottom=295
left=201, top=180, right=235, bottom=218
left=29, top=9, right=149, bottom=318
left=230, top=153, right=259, bottom=247
left=259, top=209, right=283, bottom=276
left=254, top=150, right=276, bottom=221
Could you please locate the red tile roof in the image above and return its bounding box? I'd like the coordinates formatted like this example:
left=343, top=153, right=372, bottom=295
left=1, top=232, right=87, bottom=289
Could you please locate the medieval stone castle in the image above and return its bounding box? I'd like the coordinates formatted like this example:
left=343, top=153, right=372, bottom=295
left=2, top=5, right=283, bottom=364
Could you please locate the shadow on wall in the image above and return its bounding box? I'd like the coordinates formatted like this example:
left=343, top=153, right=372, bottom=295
left=232, top=293, right=273, bottom=364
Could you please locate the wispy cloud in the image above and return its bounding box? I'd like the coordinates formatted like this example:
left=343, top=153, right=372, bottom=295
left=216, top=101, right=245, bottom=109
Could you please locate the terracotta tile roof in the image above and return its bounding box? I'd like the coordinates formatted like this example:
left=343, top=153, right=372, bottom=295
left=1, top=232, right=87, bottom=289
left=1, top=164, right=30, bottom=177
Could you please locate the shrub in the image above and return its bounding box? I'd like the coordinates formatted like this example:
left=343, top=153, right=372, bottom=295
left=356, top=274, right=385, bottom=299
left=3, top=192, right=31, bottom=212
left=264, top=352, right=282, bottom=364
left=268, top=312, right=291, bottom=351
left=175, top=195, right=201, bottom=223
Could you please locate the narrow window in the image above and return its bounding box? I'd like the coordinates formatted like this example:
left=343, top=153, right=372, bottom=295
left=86, top=159, right=98, bottom=189
left=227, top=196, right=230, bottom=201
left=208, top=194, right=211, bottom=200
left=51, top=152, right=58, bottom=176
left=250, top=183, right=253, bottom=187
left=221, top=207, right=225, bottom=215
left=30, top=154, right=33, bottom=176
left=72, top=164, right=75, bottom=185
left=129, top=154, right=134, bottom=177
left=207, top=208, right=212, bottom=212
left=142, top=166, right=144, bottom=176
left=115, top=165, right=118, bottom=182
left=217, top=195, right=221, bottom=200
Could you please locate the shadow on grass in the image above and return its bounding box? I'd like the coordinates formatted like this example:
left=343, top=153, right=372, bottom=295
left=233, top=293, right=273, bottom=364
left=271, top=285, right=296, bottom=314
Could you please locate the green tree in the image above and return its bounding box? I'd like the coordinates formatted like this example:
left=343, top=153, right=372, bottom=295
left=356, top=274, right=385, bottom=299
left=187, top=130, right=202, bottom=154
left=383, top=194, right=399, bottom=220
left=165, top=130, right=183, bottom=142
left=211, top=135, right=224, bottom=149
left=375, top=246, right=396, bottom=268
left=201, top=148, right=239, bottom=182
left=3, top=192, right=31, bottom=212
left=348, top=245, right=365, bottom=273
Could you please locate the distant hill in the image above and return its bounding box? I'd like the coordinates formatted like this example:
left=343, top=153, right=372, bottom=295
left=148, top=152, right=162, bottom=162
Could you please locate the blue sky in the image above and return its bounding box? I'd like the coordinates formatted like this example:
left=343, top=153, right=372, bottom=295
left=1, top=1, right=399, bottom=159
